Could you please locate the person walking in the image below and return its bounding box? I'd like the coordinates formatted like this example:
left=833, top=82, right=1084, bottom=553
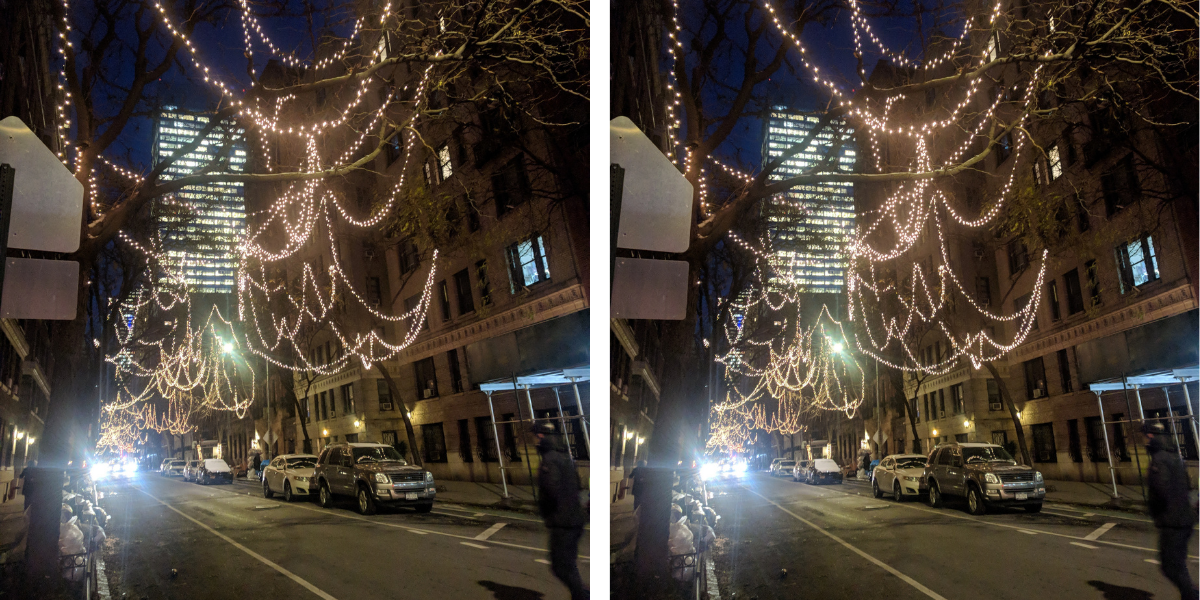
left=629, top=460, right=647, bottom=510
left=532, top=422, right=587, bottom=600
left=1144, top=421, right=1199, bottom=600
left=18, top=460, right=36, bottom=510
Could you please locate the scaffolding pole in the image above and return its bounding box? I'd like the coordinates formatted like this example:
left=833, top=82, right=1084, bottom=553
left=484, top=391, right=510, bottom=499
left=1094, top=391, right=1120, bottom=499
left=513, top=376, right=538, bottom=501
left=1178, top=378, right=1200, bottom=460
left=569, top=378, right=591, bottom=451
left=552, top=387, right=574, bottom=460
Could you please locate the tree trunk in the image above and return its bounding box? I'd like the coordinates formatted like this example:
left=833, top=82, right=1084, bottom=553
left=984, top=361, right=1033, bottom=465
left=377, top=362, right=423, bottom=467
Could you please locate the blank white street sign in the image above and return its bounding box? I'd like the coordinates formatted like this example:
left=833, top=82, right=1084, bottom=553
left=611, top=116, right=692, bottom=253
left=0, top=258, right=79, bottom=320
left=611, top=257, right=689, bottom=320
left=0, top=116, right=84, bottom=253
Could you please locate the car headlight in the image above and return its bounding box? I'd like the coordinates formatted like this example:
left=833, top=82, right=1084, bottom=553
left=984, top=473, right=1000, bottom=484
left=425, top=471, right=434, bottom=482
left=375, top=472, right=390, bottom=483
left=1034, top=471, right=1043, bottom=482
left=294, top=476, right=308, bottom=483
left=903, top=475, right=920, bottom=481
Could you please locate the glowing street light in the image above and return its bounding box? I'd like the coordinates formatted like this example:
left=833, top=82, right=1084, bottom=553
left=222, top=341, right=234, bottom=354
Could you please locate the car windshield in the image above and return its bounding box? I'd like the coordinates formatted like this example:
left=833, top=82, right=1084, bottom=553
left=170, top=461, right=184, bottom=466
left=287, top=458, right=317, bottom=469
left=779, top=461, right=795, bottom=467
left=352, top=446, right=406, bottom=464
left=895, top=457, right=927, bottom=469
left=962, top=446, right=1015, bottom=463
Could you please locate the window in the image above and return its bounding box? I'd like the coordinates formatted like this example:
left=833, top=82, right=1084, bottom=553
left=421, top=423, right=448, bottom=463
left=1024, top=356, right=1047, bottom=399
left=1085, top=259, right=1101, bottom=307
left=1056, top=349, right=1072, bottom=394
left=365, top=277, right=382, bottom=307
left=976, top=276, right=991, bottom=307
left=500, top=413, right=520, bottom=462
left=475, top=416, right=498, bottom=462
left=1047, top=280, right=1062, bottom=321
left=382, top=430, right=399, bottom=452
left=1031, top=423, right=1057, bottom=463
left=377, top=379, right=393, bottom=409
left=1102, top=155, right=1140, bottom=218
left=415, top=357, right=438, bottom=399
left=320, top=391, right=328, bottom=420
left=938, top=389, right=946, bottom=419
left=996, top=132, right=1013, bottom=164
left=447, top=349, right=463, bottom=394
left=506, top=235, right=551, bottom=292
left=924, top=394, right=931, bottom=422
left=341, top=383, right=354, bottom=414
left=950, top=384, right=965, bottom=414
left=1063, top=269, right=1085, bottom=314
left=492, top=156, right=530, bottom=217
left=405, top=294, right=428, bottom=332
left=385, top=136, right=401, bottom=165
left=1033, top=160, right=1045, bottom=187
left=1015, top=293, right=1038, bottom=331
left=438, top=280, right=452, bottom=321
left=1047, top=145, right=1063, bottom=180
left=1008, top=241, right=1029, bottom=275
left=1115, top=234, right=1159, bottom=292
left=1067, top=419, right=1083, bottom=462
left=910, top=397, right=919, bottom=421
left=955, top=433, right=969, bottom=443
left=458, top=419, right=473, bottom=463
left=398, top=239, right=419, bottom=274
left=437, top=144, right=453, bottom=180
left=476, top=260, right=491, bottom=305
left=1110, top=413, right=1130, bottom=461
left=991, top=430, right=1008, bottom=447
left=453, top=269, right=475, bottom=315
left=422, top=161, right=436, bottom=188
left=986, top=33, right=999, bottom=61
left=1085, top=416, right=1107, bottom=462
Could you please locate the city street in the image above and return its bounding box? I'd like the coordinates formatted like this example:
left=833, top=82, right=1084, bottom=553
left=708, top=472, right=1199, bottom=600
left=94, top=473, right=588, bottom=599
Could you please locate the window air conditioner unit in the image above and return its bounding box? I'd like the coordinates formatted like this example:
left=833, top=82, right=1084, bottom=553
left=990, top=402, right=1003, bottom=411
left=380, top=403, right=393, bottom=411
left=423, top=389, right=434, bottom=399
left=1033, top=389, right=1045, bottom=399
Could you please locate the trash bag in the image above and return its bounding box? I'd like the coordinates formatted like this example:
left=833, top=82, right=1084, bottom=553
left=668, top=517, right=695, bottom=581
left=59, top=516, right=86, bottom=582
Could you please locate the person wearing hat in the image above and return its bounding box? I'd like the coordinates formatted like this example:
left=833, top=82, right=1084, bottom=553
left=1144, top=420, right=1198, bottom=599
left=531, top=421, right=586, bottom=600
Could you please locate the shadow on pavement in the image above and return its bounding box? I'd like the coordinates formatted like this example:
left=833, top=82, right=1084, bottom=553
left=1087, top=580, right=1156, bottom=600
left=478, top=580, right=546, bottom=600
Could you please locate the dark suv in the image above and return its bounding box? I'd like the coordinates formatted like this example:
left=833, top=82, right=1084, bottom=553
left=314, top=442, right=436, bottom=515
left=924, top=442, right=1045, bottom=515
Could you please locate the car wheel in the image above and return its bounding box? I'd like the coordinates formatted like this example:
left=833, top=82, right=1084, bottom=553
left=284, top=482, right=294, bottom=503
left=1024, top=503, right=1043, bottom=514
left=415, top=503, right=433, bottom=514
left=967, top=485, right=987, bottom=516
left=263, top=480, right=273, bottom=499
left=928, top=481, right=943, bottom=508
left=357, top=486, right=377, bottom=515
left=872, top=479, right=882, bottom=498
left=893, top=481, right=903, bottom=501
left=318, top=482, right=333, bottom=508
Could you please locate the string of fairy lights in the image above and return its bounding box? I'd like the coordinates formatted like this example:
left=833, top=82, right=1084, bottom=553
left=681, top=0, right=1054, bottom=453
left=89, top=1, right=451, bottom=452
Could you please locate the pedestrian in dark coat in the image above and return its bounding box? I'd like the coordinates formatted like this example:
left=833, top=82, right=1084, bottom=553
left=629, top=460, right=647, bottom=510
left=18, top=460, right=36, bottom=510
left=533, top=422, right=586, bottom=600
left=1144, top=421, right=1199, bottom=600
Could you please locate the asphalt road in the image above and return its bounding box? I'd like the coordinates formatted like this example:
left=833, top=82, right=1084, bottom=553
left=95, top=472, right=588, bottom=600
left=708, top=472, right=1199, bottom=600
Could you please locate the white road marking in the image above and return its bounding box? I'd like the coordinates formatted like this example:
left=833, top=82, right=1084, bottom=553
left=1145, top=558, right=1161, bottom=564
left=1071, top=542, right=1099, bottom=549
left=409, top=530, right=429, bottom=535
left=1018, top=530, right=1037, bottom=535
left=1040, top=510, right=1092, bottom=520
left=535, top=559, right=552, bottom=565
left=1082, top=513, right=1096, bottom=518
left=1084, top=523, right=1117, bottom=541
left=475, top=523, right=508, bottom=540
left=474, top=512, right=487, bottom=517
left=136, top=487, right=339, bottom=600
left=460, top=542, right=489, bottom=549
left=745, top=487, right=950, bottom=600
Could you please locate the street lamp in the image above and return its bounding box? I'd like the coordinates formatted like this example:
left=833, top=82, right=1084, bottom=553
left=222, top=341, right=234, bottom=354
left=322, top=429, right=329, bottom=436
left=353, top=419, right=361, bottom=428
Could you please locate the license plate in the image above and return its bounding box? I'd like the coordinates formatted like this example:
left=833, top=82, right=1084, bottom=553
left=405, top=492, right=418, bottom=501
left=1016, top=492, right=1028, bottom=500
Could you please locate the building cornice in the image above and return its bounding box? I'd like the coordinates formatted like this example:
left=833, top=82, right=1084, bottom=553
left=1010, top=282, right=1196, bottom=362
left=611, top=318, right=638, bottom=358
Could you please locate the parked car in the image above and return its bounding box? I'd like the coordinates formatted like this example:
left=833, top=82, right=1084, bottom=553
left=804, top=459, right=843, bottom=484
left=158, top=458, right=175, bottom=475
left=771, top=460, right=796, bottom=477
left=196, top=458, right=233, bottom=485
left=263, top=454, right=319, bottom=502
left=164, top=459, right=186, bottom=477
left=791, top=460, right=812, bottom=482
left=872, top=454, right=928, bottom=500
left=867, top=459, right=881, bottom=482
left=182, top=460, right=200, bottom=482
left=314, top=442, right=435, bottom=515
left=924, top=442, right=1045, bottom=515
left=768, top=458, right=786, bottom=473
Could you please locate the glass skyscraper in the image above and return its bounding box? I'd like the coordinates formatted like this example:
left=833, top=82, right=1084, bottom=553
left=153, top=107, right=247, bottom=294
left=761, top=108, right=856, bottom=294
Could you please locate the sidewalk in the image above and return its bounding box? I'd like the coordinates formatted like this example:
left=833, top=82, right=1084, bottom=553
left=0, top=492, right=27, bottom=565
left=610, top=493, right=637, bottom=558
left=1043, top=479, right=1148, bottom=512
